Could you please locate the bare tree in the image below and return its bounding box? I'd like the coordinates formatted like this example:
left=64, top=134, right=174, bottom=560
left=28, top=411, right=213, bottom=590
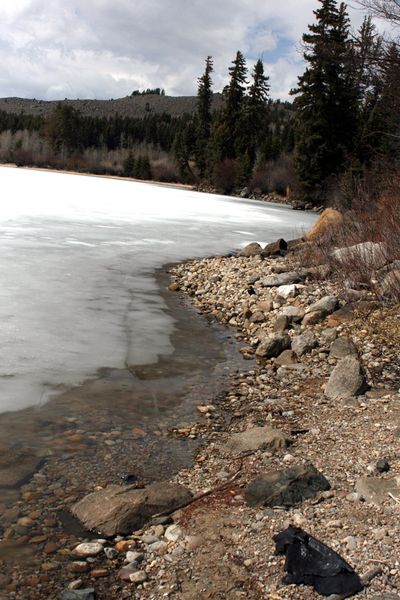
left=355, top=0, right=400, bottom=25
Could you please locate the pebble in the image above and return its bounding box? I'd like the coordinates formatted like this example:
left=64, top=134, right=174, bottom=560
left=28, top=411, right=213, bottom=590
left=74, top=542, right=104, bottom=557
left=129, top=570, right=148, bottom=584
left=164, top=524, right=183, bottom=542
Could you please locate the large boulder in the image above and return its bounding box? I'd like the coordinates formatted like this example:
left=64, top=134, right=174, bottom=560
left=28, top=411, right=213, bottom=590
left=245, top=463, right=330, bottom=507
left=304, top=208, right=343, bottom=241
left=222, top=426, right=289, bottom=454
left=239, top=243, right=263, bottom=257
left=260, top=272, right=305, bottom=288
left=263, top=238, right=287, bottom=257
left=0, top=448, right=42, bottom=488
left=333, top=241, right=387, bottom=271
left=281, top=306, right=305, bottom=323
left=255, top=333, right=291, bottom=359
left=325, top=357, right=368, bottom=400
left=291, top=331, right=318, bottom=357
left=71, top=482, right=192, bottom=537
left=355, top=477, right=400, bottom=505
left=329, top=336, right=358, bottom=359
left=305, top=296, right=339, bottom=317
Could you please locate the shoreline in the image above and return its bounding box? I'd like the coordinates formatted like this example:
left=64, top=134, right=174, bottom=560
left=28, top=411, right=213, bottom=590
left=0, top=240, right=399, bottom=598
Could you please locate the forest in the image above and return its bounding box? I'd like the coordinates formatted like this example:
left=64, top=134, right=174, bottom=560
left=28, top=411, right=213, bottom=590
left=0, top=0, right=398, bottom=207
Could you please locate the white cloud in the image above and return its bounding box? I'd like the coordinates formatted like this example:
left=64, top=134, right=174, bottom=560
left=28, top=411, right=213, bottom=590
left=0, top=0, right=382, bottom=101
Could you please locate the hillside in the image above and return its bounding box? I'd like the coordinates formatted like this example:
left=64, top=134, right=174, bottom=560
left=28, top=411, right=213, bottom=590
left=0, top=93, right=224, bottom=119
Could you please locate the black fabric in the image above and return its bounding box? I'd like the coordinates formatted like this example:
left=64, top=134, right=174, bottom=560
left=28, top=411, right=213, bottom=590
left=273, top=526, right=363, bottom=597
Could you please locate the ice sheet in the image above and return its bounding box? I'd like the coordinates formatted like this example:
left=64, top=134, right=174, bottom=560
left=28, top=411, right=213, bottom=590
left=0, top=167, right=316, bottom=412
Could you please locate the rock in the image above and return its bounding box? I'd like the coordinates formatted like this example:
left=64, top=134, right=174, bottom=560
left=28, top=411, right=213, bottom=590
left=333, top=241, right=387, bottom=270
left=263, top=238, right=287, bottom=256
left=0, top=448, right=42, bottom=488
left=330, top=337, right=358, bottom=361
left=321, top=328, right=338, bottom=343
left=326, top=300, right=380, bottom=326
left=380, top=269, right=400, bottom=300
left=59, top=589, right=95, bottom=600
left=249, top=311, right=265, bottom=323
left=104, top=547, right=117, bottom=560
left=277, top=284, right=298, bottom=300
left=126, top=551, right=144, bottom=563
left=291, top=331, right=318, bottom=357
left=164, top=524, right=183, bottom=542
left=356, top=477, right=399, bottom=505
left=245, top=462, right=330, bottom=507
left=255, top=333, right=291, bottom=359
left=304, top=208, right=343, bottom=241
left=129, top=571, right=147, bottom=584
left=118, top=567, right=138, bottom=582
left=325, top=357, right=368, bottom=400
left=261, top=272, right=304, bottom=288
left=68, top=562, right=90, bottom=574
left=239, top=243, right=263, bottom=257
left=74, top=542, right=104, bottom=558
left=273, top=315, right=290, bottom=333
left=275, top=350, right=298, bottom=366
left=90, top=569, right=108, bottom=578
left=376, top=458, right=390, bottom=473
left=281, top=306, right=305, bottom=323
left=71, top=482, right=192, bottom=537
left=302, top=311, right=324, bottom=326
left=253, top=299, right=273, bottom=313
left=305, top=295, right=339, bottom=317
left=223, top=426, right=289, bottom=454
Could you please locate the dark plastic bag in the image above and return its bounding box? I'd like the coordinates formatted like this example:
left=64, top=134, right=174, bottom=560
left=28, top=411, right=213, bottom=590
left=273, top=526, right=363, bottom=597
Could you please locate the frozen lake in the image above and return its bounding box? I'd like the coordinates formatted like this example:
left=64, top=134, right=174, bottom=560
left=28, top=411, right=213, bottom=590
left=0, top=167, right=316, bottom=413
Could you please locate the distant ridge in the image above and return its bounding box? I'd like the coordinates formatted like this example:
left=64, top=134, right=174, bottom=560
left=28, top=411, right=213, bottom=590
left=0, top=93, right=224, bottom=119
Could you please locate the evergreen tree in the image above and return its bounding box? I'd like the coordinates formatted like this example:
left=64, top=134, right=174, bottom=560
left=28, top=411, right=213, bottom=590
left=212, top=51, right=248, bottom=161
left=292, top=0, right=358, bottom=200
left=123, top=151, right=135, bottom=177
left=195, top=56, right=214, bottom=176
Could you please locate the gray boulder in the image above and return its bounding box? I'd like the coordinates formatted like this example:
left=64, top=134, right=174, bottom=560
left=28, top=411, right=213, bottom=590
left=325, top=357, right=368, bottom=400
left=255, top=333, right=291, bottom=359
left=355, top=477, right=400, bottom=505
left=222, top=426, right=289, bottom=454
left=239, top=242, right=263, bottom=257
left=275, top=350, right=298, bottom=366
left=60, top=590, right=96, bottom=600
left=281, top=306, right=305, bottom=323
left=273, top=315, right=290, bottom=333
left=305, top=295, right=339, bottom=317
left=291, top=331, right=318, bottom=357
left=260, top=271, right=304, bottom=288
left=71, top=482, right=192, bottom=537
left=329, top=336, right=358, bottom=359
left=245, top=462, right=330, bottom=507
left=333, top=241, right=387, bottom=270
left=263, top=238, right=287, bottom=256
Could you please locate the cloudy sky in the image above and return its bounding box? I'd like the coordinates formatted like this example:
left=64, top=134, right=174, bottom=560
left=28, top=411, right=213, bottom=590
left=0, top=0, right=376, bottom=101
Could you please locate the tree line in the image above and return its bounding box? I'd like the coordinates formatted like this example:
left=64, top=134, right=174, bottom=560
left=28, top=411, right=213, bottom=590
left=0, top=0, right=398, bottom=205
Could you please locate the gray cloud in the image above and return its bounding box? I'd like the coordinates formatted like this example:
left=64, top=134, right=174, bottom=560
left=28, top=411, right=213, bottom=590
left=0, top=0, right=370, bottom=100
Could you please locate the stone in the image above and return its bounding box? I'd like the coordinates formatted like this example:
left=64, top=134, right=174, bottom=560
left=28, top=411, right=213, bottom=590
left=261, top=272, right=305, bottom=288
left=68, top=562, right=90, bottom=574
left=71, top=482, right=192, bottom=537
left=273, top=315, right=290, bottom=333
left=302, top=311, right=324, bottom=326
left=275, top=350, right=298, bottom=366
left=376, top=459, right=390, bottom=473
left=245, top=463, right=330, bottom=508
left=249, top=311, right=265, bottom=323
left=329, top=336, right=358, bottom=359
left=129, top=571, right=147, bottom=584
left=115, top=540, right=134, bottom=553
left=0, top=448, right=42, bottom=488
left=253, top=299, right=273, bottom=313
left=59, top=589, right=95, bottom=600
left=333, top=241, right=387, bottom=270
left=305, top=295, right=339, bottom=317
left=380, top=269, right=400, bottom=300
left=104, top=547, right=117, bottom=560
left=281, top=306, right=305, bottom=323
left=291, top=332, right=318, bottom=357
left=355, top=477, right=400, bottom=505
left=263, top=238, right=287, bottom=256
left=239, top=243, right=263, bottom=257
left=164, top=524, right=183, bottom=542
left=222, top=426, right=289, bottom=454
left=90, top=569, right=108, bottom=578
left=74, top=542, right=104, bottom=558
left=321, top=328, right=338, bottom=343
left=118, top=567, right=138, bottom=582
left=255, top=333, right=291, bottom=359
left=277, top=284, right=298, bottom=300
left=325, top=357, right=368, bottom=400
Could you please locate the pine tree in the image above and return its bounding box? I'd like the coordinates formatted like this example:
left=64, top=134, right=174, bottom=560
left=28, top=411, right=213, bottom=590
left=123, top=151, right=135, bottom=177
left=292, top=0, right=358, bottom=200
left=195, top=56, right=214, bottom=176
left=212, top=51, right=248, bottom=161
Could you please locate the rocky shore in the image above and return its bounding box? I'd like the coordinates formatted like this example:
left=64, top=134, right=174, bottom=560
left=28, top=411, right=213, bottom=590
left=1, top=230, right=400, bottom=600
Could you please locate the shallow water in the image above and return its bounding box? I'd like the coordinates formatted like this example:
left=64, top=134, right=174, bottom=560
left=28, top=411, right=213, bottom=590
left=0, top=167, right=316, bottom=414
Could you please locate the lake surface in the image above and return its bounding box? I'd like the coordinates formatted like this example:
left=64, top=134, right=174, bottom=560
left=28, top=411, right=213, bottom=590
left=0, top=167, right=315, bottom=414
